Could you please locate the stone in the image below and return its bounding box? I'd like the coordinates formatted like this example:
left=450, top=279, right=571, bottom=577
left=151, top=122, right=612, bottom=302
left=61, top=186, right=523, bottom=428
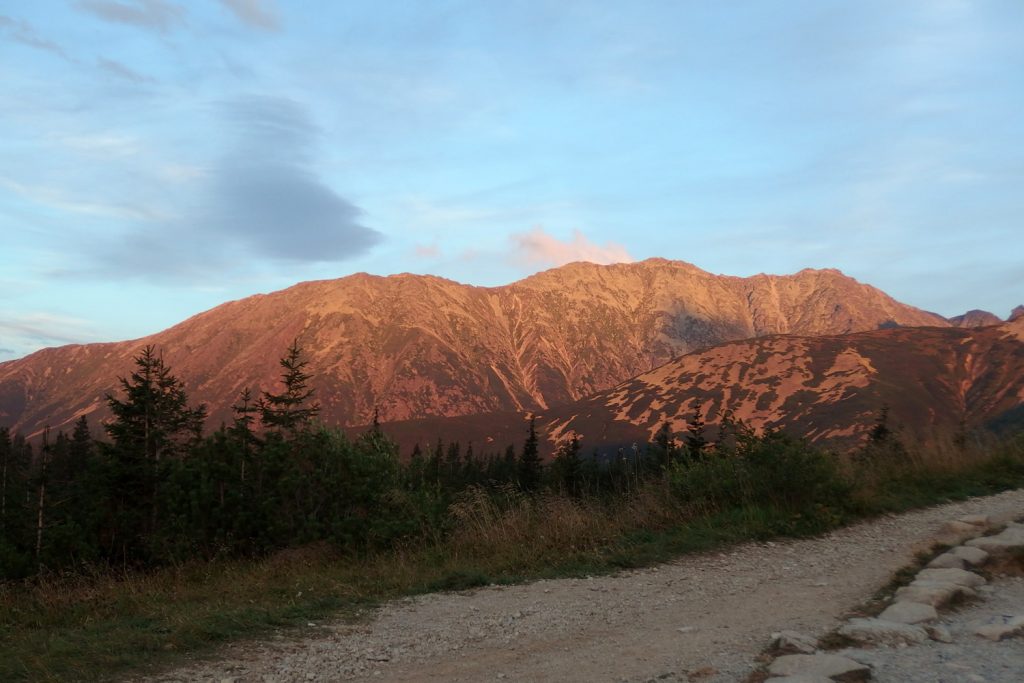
left=768, top=654, right=871, bottom=681
left=837, top=618, right=929, bottom=647
left=925, top=624, right=953, bottom=643
left=767, top=676, right=834, bottom=682
left=965, top=528, right=1024, bottom=555
left=941, top=520, right=982, bottom=538
left=951, top=545, right=989, bottom=567
left=894, top=581, right=976, bottom=607
left=915, top=568, right=986, bottom=588
left=958, top=514, right=991, bottom=529
left=926, top=553, right=965, bottom=570
left=770, top=630, right=818, bottom=655
left=974, top=615, right=1024, bottom=641
left=877, top=601, right=938, bottom=625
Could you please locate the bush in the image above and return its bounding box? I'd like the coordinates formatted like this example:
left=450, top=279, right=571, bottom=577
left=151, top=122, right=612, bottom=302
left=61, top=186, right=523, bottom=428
left=670, top=431, right=851, bottom=530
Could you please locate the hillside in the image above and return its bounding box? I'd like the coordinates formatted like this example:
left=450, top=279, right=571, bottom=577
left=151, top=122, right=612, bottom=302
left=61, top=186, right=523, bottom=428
left=379, top=317, right=1024, bottom=455
left=0, top=259, right=948, bottom=437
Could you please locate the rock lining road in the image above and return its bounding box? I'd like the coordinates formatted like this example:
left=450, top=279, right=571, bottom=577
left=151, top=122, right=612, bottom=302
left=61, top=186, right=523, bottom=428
left=144, top=489, right=1024, bottom=683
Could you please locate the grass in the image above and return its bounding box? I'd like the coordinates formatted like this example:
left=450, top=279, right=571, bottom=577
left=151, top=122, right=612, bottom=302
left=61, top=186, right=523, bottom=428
left=3, top=435, right=1024, bottom=681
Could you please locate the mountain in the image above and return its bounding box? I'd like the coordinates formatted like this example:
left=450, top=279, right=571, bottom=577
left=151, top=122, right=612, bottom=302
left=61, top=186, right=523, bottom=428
left=381, top=317, right=1024, bottom=456
left=0, top=259, right=948, bottom=438
left=949, top=309, right=1002, bottom=328
left=1010, top=306, right=1024, bottom=322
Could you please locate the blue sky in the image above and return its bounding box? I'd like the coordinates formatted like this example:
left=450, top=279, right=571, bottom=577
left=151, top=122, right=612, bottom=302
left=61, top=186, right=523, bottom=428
left=2, top=0, right=1023, bottom=361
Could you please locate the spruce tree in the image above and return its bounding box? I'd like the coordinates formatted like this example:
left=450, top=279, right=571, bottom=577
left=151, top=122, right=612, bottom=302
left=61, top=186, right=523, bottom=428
left=260, top=340, right=320, bottom=435
left=651, top=421, right=677, bottom=470
left=868, top=405, right=892, bottom=444
left=551, top=432, right=581, bottom=495
left=518, top=416, right=543, bottom=492
left=104, top=345, right=206, bottom=561
left=105, top=345, right=207, bottom=462
left=684, top=400, right=707, bottom=462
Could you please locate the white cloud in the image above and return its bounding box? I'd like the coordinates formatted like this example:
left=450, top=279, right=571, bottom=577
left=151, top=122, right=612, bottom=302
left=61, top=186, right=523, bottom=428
left=510, top=227, right=632, bottom=268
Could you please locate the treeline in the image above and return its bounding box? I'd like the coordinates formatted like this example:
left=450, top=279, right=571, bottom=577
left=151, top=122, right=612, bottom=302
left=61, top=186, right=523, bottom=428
left=0, top=342, right=888, bottom=580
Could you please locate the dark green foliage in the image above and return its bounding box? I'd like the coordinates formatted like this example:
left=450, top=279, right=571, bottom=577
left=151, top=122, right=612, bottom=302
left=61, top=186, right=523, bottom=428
left=549, top=433, right=582, bottom=495
left=670, top=430, right=851, bottom=534
left=259, top=339, right=320, bottom=435
left=0, top=429, right=33, bottom=578
left=649, top=421, right=678, bottom=470
left=868, top=405, right=892, bottom=444
left=517, top=416, right=543, bottom=492
left=684, top=400, right=707, bottom=461
left=102, top=346, right=207, bottom=565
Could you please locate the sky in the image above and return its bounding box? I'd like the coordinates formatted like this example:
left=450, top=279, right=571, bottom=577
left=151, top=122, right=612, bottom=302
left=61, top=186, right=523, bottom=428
left=2, top=0, right=1023, bottom=362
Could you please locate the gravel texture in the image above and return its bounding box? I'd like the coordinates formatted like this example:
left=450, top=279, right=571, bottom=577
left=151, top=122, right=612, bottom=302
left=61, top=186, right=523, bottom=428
left=141, top=490, right=1024, bottom=683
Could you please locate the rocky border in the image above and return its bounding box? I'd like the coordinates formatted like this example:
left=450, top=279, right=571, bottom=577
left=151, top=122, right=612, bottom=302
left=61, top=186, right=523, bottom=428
left=752, top=514, right=1024, bottom=682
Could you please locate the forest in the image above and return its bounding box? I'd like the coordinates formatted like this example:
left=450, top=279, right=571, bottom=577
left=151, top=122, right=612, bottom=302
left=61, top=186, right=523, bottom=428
left=0, top=341, right=859, bottom=579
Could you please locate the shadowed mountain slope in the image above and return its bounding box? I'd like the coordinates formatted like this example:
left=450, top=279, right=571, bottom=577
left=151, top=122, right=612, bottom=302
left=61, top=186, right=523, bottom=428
left=377, top=318, right=1024, bottom=456
left=0, top=259, right=947, bottom=437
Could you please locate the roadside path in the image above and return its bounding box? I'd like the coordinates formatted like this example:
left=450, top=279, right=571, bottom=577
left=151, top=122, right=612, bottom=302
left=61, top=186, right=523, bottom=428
left=145, top=489, right=1024, bottom=683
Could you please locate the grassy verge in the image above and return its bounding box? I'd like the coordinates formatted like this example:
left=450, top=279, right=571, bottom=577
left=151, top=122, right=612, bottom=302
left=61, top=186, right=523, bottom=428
left=3, top=436, right=1024, bottom=681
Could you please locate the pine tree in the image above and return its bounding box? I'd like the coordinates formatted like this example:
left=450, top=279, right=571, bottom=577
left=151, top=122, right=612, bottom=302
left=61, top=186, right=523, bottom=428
left=105, top=345, right=207, bottom=462
left=551, top=432, right=581, bottom=495
left=650, top=421, right=677, bottom=470
left=684, top=400, right=707, bottom=462
left=1, top=426, right=11, bottom=533
left=260, top=340, right=320, bottom=435
left=104, top=346, right=206, bottom=562
left=868, top=405, right=892, bottom=444
left=518, top=416, right=543, bottom=492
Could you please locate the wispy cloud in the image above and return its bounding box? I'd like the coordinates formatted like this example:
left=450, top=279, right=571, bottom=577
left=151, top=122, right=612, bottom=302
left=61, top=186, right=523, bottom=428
left=0, top=312, right=102, bottom=361
left=0, top=14, right=74, bottom=61
left=509, top=227, right=632, bottom=268
left=0, top=176, right=161, bottom=221
left=97, top=57, right=154, bottom=83
left=218, top=0, right=280, bottom=31
left=75, top=0, right=185, bottom=34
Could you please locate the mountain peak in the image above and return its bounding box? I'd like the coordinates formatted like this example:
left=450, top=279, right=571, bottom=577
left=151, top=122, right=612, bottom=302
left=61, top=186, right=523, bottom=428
left=949, top=309, right=1002, bottom=328
left=0, top=262, right=951, bottom=438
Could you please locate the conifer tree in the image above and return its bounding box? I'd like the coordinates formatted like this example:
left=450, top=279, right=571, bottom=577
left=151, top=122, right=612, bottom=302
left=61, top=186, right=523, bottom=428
left=1, top=426, right=11, bottom=533
left=518, top=416, right=543, bottom=492
left=260, top=340, right=320, bottom=435
left=868, top=405, right=892, bottom=444
left=684, top=400, right=707, bottom=461
left=104, top=346, right=206, bottom=561
left=105, top=345, right=207, bottom=462
left=551, top=432, right=581, bottom=495
left=650, top=421, right=677, bottom=470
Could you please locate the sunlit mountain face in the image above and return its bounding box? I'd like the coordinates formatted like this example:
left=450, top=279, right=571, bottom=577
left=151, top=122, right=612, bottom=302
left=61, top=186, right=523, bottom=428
left=0, top=258, right=949, bottom=439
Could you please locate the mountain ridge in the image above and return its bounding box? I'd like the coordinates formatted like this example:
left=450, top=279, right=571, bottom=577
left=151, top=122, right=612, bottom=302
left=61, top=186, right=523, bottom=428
left=0, top=259, right=949, bottom=438
left=374, top=317, right=1024, bottom=456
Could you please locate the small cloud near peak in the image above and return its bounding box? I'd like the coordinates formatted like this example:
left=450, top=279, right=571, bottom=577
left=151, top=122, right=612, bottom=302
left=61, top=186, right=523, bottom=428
left=510, top=227, right=633, bottom=268
left=414, top=244, right=440, bottom=258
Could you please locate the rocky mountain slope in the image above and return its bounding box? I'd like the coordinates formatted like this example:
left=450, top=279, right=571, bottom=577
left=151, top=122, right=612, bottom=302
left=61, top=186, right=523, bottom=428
left=380, top=317, right=1024, bottom=455
left=949, top=309, right=1002, bottom=328
left=0, top=259, right=948, bottom=437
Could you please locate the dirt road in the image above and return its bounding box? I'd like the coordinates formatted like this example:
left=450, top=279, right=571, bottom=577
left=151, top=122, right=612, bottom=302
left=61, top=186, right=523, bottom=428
left=145, top=489, right=1024, bottom=683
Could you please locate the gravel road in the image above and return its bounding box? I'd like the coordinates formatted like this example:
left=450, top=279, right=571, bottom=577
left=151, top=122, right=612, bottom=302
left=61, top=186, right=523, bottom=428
left=143, top=489, right=1024, bottom=683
